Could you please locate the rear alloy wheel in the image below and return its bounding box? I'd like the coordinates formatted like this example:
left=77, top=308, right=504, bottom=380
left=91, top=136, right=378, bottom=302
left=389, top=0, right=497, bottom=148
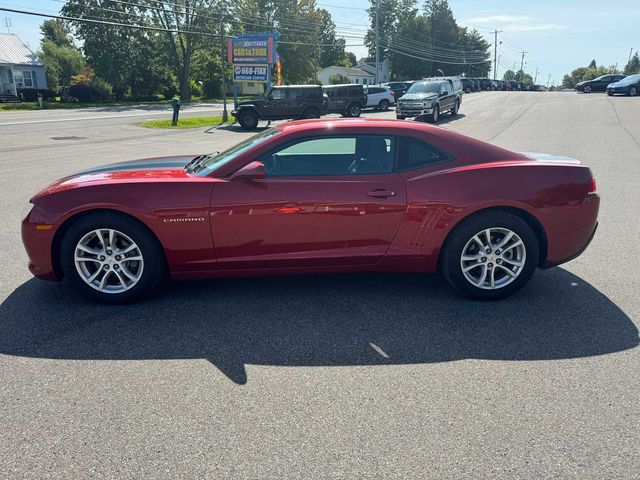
left=450, top=100, right=459, bottom=116
left=440, top=211, right=539, bottom=300
left=583, top=85, right=592, bottom=93
left=238, top=110, right=259, bottom=130
left=629, top=86, right=638, bottom=96
left=347, top=103, right=362, bottom=117
left=61, top=212, right=165, bottom=303
left=378, top=99, right=390, bottom=111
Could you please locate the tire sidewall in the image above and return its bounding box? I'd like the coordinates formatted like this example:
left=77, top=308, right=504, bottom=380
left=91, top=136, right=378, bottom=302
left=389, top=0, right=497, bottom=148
left=348, top=103, right=361, bottom=117
left=60, top=212, right=165, bottom=304
left=378, top=99, right=389, bottom=111
left=239, top=110, right=258, bottom=129
left=440, top=211, right=539, bottom=300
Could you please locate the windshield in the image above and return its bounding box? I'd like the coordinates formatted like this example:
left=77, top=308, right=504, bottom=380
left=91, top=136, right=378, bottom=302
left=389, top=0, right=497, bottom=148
left=192, top=128, right=280, bottom=175
left=406, top=82, right=441, bottom=94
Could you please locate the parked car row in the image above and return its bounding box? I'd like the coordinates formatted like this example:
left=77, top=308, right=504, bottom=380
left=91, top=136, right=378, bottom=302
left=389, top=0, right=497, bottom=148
left=575, top=73, right=640, bottom=96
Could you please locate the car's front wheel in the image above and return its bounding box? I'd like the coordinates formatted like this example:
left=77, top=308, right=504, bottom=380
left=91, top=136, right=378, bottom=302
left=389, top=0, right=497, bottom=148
left=238, top=110, right=259, bottom=130
left=429, top=105, right=440, bottom=123
left=60, top=212, right=166, bottom=303
left=440, top=211, right=539, bottom=300
left=583, top=85, right=592, bottom=93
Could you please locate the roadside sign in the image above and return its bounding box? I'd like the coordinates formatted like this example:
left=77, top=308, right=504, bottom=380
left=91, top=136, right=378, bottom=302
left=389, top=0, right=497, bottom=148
left=233, top=65, right=269, bottom=82
left=228, top=35, right=276, bottom=65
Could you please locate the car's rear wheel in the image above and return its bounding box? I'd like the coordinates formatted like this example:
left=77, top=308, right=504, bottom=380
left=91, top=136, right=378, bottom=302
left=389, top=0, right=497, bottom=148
left=238, top=110, right=259, bottom=130
left=378, top=99, right=390, bottom=111
left=629, top=86, right=638, bottom=96
left=60, top=212, right=166, bottom=303
left=301, top=108, right=320, bottom=119
left=346, top=103, right=361, bottom=117
left=450, top=100, right=459, bottom=116
left=440, top=211, right=539, bottom=300
left=584, top=85, right=592, bottom=93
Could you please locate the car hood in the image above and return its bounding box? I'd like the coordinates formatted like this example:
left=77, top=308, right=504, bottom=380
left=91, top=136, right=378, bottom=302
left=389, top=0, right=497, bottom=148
left=32, top=155, right=209, bottom=200
left=399, top=93, right=438, bottom=102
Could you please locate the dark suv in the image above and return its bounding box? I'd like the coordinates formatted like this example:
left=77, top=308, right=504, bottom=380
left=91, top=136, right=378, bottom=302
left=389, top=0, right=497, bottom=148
left=233, top=85, right=328, bottom=130
left=322, top=84, right=368, bottom=117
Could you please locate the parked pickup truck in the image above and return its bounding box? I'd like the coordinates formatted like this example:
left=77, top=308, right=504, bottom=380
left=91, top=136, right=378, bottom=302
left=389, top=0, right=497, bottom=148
left=396, top=77, right=462, bottom=123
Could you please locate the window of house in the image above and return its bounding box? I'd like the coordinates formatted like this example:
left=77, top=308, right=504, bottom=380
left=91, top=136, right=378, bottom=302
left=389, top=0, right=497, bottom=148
left=14, top=70, right=33, bottom=88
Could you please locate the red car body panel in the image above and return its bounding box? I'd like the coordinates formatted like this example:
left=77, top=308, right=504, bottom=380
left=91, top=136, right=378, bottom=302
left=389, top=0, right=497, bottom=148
left=21, top=119, right=600, bottom=282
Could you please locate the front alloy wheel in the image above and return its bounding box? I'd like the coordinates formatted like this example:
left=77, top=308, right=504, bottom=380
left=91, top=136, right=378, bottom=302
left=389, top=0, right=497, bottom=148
left=584, top=85, right=592, bottom=93
left=61, top=212, right=165, bottom=303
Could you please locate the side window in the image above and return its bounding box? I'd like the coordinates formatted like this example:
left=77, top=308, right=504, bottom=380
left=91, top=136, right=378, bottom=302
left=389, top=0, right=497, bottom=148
left=270, top=88, right=286, bottom=100
left=397, top=137, right=451, bottom=171
left=261, top=136, right=395, bottom=176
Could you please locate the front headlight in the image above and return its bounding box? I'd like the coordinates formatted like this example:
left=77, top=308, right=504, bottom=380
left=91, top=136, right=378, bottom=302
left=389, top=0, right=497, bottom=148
left=422, top=100, right=432, bottom=107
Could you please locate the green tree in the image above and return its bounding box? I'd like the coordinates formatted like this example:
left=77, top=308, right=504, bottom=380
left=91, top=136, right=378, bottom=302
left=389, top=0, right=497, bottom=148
left=624, top=52, right=640, bottom=74
left=502, top=69, right=516, bottom=81
left=329, top=73, right=351, bottom=84
left=588, top=59, right=597, bottom=69
left=40, top=19, right=74, bottom=48
left=38, top=40, right=86, bottom=91
left=340, top=51, right=357, bottom=67
left=317, top=9, right=345, bottom=68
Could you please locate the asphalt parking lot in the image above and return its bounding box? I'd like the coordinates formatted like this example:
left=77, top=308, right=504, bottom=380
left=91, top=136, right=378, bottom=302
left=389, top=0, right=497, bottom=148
left=1, top=91, right=639, bottom=478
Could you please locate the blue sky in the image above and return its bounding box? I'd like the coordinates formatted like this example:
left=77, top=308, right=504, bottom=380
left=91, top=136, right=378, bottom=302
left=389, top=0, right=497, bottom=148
left=4, top=0, right=639, bottom=85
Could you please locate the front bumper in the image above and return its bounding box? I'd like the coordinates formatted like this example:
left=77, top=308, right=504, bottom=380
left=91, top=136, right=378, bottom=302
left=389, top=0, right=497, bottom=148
left=606, top=87, right=627, bottom=95
left=396, top=104, right=432, bottom=117
left=21, top=206, right=59, bottom=281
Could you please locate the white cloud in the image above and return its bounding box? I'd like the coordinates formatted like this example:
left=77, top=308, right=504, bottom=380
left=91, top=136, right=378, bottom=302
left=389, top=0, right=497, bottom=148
left=466, top=15, right=531, bottom=24
left=503, top=23, right=567, bottom=32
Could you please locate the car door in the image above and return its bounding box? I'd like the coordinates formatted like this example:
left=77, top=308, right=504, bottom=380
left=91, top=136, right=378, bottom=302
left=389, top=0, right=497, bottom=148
left=439, top=83, right=453, bottom=110
left=262, top=88, right=288, bottom=118
left=210, top=134, right=407, bottom=269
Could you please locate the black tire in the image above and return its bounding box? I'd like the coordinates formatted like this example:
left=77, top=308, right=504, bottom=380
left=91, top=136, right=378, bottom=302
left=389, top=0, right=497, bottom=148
left=583, top=85, right=592, bottom=93
left=378, top=99, right=390, bottom=111
left=465, top=87, right=471, bottom=93
left=238, top=110, right=259, bottom=130
left=450, top=100, right=459, bottom=116
left=396, top=115, right=406, bottom=120
left=60, top=212, right=166, bottom=304
left=301, top=107, right=320, bottom=119
left=346, top=103, right=361, bottom=117
left=607, top=92, right=614, bottom=96
left=629, top=86, right=638, bottom=96
left=428, top=105, right=440, bottom=123
left=440, top=211, right=539, bottom=300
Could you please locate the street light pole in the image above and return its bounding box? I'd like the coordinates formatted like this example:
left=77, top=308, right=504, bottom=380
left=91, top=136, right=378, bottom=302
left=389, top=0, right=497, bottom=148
left=375, top=0, right=380, bottom=84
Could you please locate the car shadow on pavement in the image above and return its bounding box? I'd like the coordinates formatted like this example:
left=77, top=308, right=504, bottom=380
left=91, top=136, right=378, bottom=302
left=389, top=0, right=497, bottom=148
left=0, top=268, right=637, bottom=385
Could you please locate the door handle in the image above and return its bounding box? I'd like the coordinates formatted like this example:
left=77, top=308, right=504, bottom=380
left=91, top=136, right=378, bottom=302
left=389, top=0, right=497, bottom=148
left=275, top=206, right=302, bottom=214
left=367, top=189, right=396, bottom=198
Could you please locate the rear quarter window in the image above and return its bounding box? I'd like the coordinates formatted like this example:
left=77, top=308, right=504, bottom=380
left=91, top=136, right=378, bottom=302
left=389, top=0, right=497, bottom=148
left=397, top=137, right=452, bottom=171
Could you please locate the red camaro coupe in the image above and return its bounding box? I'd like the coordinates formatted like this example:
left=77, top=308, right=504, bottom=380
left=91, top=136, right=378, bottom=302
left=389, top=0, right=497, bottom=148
left=21, top=118, right=599, bottom=303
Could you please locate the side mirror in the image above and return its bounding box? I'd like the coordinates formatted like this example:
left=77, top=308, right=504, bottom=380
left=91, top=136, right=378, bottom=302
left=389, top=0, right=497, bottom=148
left=230, top=161, right=266, bottom=181
left=441, top=91, right=449, bottom=96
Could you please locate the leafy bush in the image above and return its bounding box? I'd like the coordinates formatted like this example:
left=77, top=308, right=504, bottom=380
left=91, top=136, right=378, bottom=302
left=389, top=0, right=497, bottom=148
left=17, top=88, right=56, bottom=102
left=329, top=73, right=351, bottom=84
left=91, top=77, right=113, bottom=101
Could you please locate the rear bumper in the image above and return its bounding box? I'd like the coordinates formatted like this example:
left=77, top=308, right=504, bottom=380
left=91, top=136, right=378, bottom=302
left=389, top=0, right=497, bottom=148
left=543, top=221, right=597, bottom=269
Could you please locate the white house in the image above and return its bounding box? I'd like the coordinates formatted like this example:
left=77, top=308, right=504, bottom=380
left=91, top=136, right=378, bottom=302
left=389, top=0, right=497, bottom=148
left=0, top=33, right=48, bottom=100
left=356, top=58, right=390, bottom=83
left=316, top=65, right=376, bottom=86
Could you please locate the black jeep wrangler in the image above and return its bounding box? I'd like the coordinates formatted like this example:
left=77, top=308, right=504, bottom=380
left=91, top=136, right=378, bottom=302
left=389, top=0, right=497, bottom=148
left=321, top=84, right=368, bottom=117
left=232, top=85, right=328, bottom=130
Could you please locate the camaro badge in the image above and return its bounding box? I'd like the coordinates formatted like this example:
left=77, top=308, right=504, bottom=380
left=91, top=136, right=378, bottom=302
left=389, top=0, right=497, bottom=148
left=163, top=217, right=206, bottom=223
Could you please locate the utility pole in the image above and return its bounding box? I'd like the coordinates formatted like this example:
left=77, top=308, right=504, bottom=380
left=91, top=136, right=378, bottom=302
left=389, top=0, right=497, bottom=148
left=534, top=67, right=539, bottom=83
left=375, top=0, right=380, bottom=84
left=546, top=74, right=552, bottom=87
left=220, top=15, right=230, bottom=122
left=4, top=17, right=10, bottom=34
left=493, top=29, right=502, bottom=80
left=628, top=47, right=634, bottom=65
left=519, top=51, right=527, bottom=81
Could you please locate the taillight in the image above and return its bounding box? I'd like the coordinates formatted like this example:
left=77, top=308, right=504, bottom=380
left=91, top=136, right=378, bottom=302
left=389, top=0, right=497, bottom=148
left=589, top=177, right=597, bottom=193
left=390, top=91, right=395, bottom=97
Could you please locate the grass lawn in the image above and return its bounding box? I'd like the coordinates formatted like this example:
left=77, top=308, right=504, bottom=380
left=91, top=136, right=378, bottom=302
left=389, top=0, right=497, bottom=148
left=0, top=97, right=248, bottom=112
left=139, top=116, right=234, bottom=129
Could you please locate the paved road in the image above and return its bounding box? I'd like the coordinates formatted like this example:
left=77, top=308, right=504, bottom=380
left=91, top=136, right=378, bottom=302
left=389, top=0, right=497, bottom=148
left=1, top=92, right=639, bottom=479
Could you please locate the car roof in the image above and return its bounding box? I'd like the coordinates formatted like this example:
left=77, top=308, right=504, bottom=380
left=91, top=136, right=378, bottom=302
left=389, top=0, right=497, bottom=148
left=276, top=117, right=445, bottom=136
left=273, top=85, right=321, bottom=89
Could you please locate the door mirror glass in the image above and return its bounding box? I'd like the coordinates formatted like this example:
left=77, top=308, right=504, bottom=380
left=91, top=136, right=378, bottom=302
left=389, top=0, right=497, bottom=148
left=231, top=161, right=266, bottom=181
